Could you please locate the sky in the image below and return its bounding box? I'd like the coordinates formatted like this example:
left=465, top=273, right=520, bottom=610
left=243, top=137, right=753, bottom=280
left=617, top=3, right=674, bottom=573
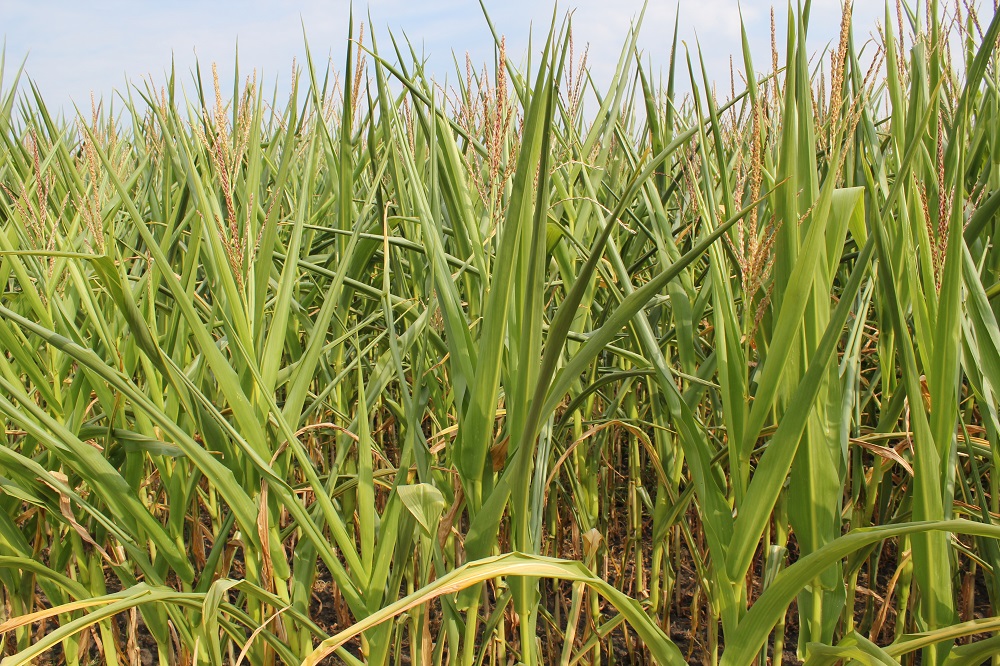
left=0, top=1, right=991, bottom=115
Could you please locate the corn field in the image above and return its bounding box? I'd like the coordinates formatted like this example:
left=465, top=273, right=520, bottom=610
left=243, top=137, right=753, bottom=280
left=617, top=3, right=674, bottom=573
left=2, top=1, right=1000, bottom=664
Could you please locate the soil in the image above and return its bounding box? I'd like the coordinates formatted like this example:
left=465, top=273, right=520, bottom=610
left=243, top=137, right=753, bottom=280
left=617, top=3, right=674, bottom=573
left=5, top=523, right=999, bottom=665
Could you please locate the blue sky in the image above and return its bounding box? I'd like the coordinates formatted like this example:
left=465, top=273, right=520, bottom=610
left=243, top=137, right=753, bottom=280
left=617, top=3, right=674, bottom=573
left=0, top=1, right=988, bottom=113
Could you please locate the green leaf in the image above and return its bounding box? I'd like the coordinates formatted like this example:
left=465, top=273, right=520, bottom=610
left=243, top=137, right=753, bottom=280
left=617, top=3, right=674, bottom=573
left=396, top=484, right=446, bottom=536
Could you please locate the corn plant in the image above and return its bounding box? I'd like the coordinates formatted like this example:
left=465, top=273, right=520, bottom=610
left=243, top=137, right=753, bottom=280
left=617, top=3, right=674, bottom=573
left=2, top=2, right=1000, bottom=665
